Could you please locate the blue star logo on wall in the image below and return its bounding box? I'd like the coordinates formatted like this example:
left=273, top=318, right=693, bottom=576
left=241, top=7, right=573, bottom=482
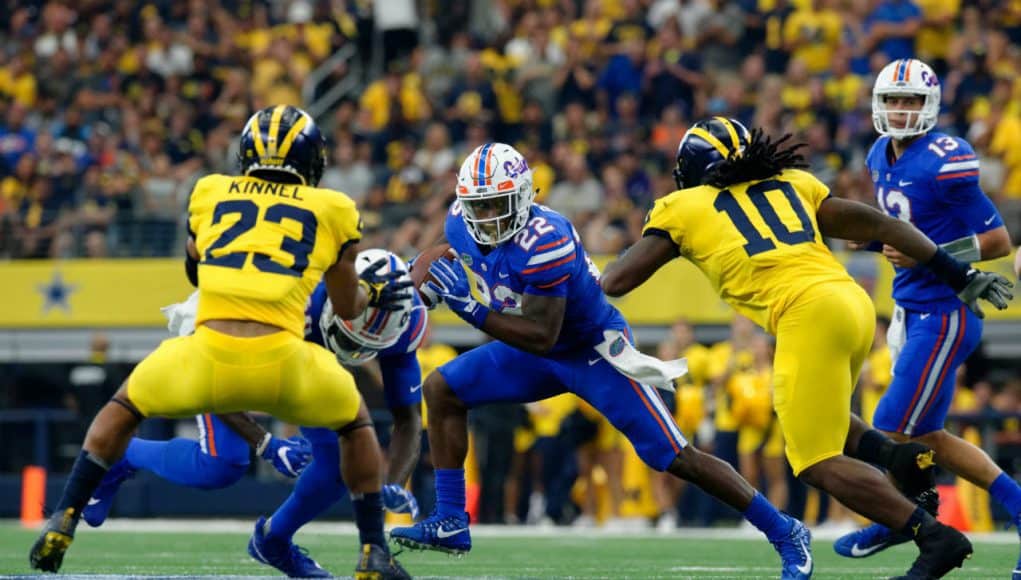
left=37, top=271, right=78, bottom=314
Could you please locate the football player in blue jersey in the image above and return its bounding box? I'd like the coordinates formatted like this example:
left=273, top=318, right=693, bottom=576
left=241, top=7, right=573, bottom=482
left=390, top=143, right=815, bottom=579
left=249, top=248, right=427, bottom=578
left=82, top=250, right=424, bottom=578
left=834, top=58, right=1021, bottom=577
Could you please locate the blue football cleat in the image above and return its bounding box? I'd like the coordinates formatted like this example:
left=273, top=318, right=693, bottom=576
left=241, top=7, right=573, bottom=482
left=771, top=517, right=813, bottom=579
left=389, top=510, right=472, bottom=555
left=248, top=516, right=330, bottom=578
left=834, top=523, right=910, bottom=558
left=82, top=459, right=136, bottom=527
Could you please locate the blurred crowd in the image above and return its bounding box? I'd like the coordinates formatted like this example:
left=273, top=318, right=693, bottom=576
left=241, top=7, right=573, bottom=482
left=3, top=0, right=1021, bottom=260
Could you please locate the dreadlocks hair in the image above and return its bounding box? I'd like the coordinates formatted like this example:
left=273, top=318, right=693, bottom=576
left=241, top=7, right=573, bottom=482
left=704, top=128, right=808, bottom=188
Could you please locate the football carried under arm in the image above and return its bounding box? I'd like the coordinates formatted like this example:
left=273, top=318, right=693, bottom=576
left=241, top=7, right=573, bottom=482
left=817, top=196, right=1013, bottom=317
left=421, top=249, right=566, bottom=354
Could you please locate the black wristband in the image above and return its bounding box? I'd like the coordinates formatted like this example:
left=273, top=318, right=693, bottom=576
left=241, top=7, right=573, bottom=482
left=925, top=247, right=969, bottom=292
left=185, top=254, right=199, bottom=287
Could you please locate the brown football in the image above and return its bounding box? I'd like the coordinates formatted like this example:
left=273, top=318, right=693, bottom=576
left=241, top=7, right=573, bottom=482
left=409, top=243, right=452, bottom=307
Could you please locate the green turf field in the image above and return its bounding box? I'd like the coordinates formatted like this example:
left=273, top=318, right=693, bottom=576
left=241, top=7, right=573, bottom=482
left=1, top=521, right=1015, bottom=578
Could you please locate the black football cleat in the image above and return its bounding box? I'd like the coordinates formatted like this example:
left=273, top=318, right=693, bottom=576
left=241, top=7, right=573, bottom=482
left=892, top=522, right=972, bottom=579
left=354, top=543, right=411, bottom=580
left=29, top=507, right=79, bottom=573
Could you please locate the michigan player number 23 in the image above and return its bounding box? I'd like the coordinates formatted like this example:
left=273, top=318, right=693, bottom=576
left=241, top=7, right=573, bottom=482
left=714, top=179, right=815, bottom=257
left=204, top=199, right=317, bottom=276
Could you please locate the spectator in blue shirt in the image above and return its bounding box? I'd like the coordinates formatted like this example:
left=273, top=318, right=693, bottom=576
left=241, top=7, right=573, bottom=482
left=867, top=0, right=922, bottom=61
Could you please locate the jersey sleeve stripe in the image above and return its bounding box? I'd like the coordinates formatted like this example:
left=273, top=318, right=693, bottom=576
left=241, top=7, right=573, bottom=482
left=535, top=236, right=569, bottom=251
left=526, top=240, right=576, bottom=266
left=405, top=309, right=427, bottom=352
left=935, top=170, right=979, bottom=181
left=521, top=252, right=576, bottom=274
left=948, top=154, right=976, bottom=161
left=939, top=160, right=980, bottom=173
left=534, top=273, right=570, bottom=289
left=203, top=413, right=219, bottom=457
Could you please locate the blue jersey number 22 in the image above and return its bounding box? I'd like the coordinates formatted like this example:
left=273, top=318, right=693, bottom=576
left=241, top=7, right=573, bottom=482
left=714, top=180, right=815, bottom=257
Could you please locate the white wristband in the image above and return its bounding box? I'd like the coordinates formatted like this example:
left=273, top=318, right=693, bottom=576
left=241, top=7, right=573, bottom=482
left=940, top=234, right=981, bottom=263
left=255, top=432, right=272, bottom=456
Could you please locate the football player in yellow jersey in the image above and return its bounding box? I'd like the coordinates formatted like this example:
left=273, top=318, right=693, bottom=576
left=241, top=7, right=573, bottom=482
left=602, top=117, right=1013, bottom=579
left=30, top=105, right=413, bottom=579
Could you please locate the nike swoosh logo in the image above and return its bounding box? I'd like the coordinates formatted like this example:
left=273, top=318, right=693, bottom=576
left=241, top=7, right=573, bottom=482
left=410, top=384, right=422, bottom=393
left=87, top=498, right=101, bottom=506
left=277, top=448, right=296, bottom=475
left=796, top=538, right=813, bottom=574
left=898, top=180, right=913, bottom=187
left=985, top=215, right=996, bottom=225
left=498, top=272, right=509, bottom=279
left=920, top=313, right=931, bottom=320
left=436, top=526, right=468, bottom=538
left=588, top=358, right=601, bottom=366
left=850, top=542, right=886, bottom=557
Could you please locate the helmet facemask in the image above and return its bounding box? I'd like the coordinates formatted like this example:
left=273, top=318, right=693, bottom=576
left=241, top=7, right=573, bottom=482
left=456, top=143, right=535, bottom=246
left=872, top=59, right=940, bottom=139
left=460, top=183, right=534, bottom=245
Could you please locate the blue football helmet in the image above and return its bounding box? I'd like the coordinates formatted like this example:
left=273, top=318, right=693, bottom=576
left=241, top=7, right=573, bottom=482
left=238, top=105, right=326, bottom=186
left=673, top=117, right=751, bottom=190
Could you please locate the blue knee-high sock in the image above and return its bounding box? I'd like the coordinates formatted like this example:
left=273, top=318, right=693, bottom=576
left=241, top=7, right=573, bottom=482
left=990, top=473, right=1021, bottom=520
left=266, top=444, right=346, bottom=542
left=125, top=438, right=247, bottom=490
left=435, top=469, right=466, bottom=517
left=743, top=492, right=792, bottom=542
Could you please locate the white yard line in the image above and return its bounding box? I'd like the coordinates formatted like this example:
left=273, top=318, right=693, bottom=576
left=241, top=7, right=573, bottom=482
left=7, top=518, right=1018, bottom=544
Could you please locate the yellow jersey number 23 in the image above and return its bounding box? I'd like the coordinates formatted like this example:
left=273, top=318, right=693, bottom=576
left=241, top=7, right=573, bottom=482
left=203, top=199, right=316, bottom=276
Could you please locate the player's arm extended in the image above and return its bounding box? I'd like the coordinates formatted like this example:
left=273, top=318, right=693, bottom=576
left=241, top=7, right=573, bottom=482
left=387, top=403, right=422, bottom=485
left=324, top=240, right=369, bottom=320
left=817, top=196, right=941, bottom=263
left=215, top=412, right=312, bottom=477
left=481, top=294, right=567, bottom=355
left=216, top=412, right=273, bottom=448
left=600, top=234, right=680, bottom=297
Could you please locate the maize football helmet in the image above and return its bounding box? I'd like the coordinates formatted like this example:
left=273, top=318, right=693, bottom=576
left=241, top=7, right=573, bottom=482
left=673, top=117, right=751, bottom=190
left=239, top=105, right=327, bottom=186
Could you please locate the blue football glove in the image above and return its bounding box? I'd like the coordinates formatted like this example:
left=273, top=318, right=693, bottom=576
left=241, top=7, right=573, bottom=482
left=381, top=483, right=420, bottom=519
left=258, top=435, right=313, bottom=478
left=425, top=257, right=490, bottom=327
